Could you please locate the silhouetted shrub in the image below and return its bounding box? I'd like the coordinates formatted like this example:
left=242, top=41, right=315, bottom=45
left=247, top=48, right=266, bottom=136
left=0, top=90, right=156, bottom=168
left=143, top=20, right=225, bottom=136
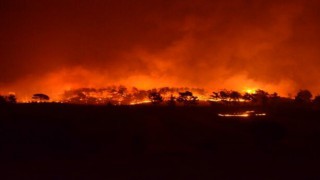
left=32, top=94, right=50, bottom=102
left=177, top=91, right=198, bottom=105
left=148, top=92, right=163, bottom=104
left=7, top=94, right=17, bottom=104
left=295, top=90, right=312, bottom=104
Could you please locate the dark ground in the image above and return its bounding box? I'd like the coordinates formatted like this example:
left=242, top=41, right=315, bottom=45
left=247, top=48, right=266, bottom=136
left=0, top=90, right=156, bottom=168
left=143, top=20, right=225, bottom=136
left=1, top=104, right=320, bottom=179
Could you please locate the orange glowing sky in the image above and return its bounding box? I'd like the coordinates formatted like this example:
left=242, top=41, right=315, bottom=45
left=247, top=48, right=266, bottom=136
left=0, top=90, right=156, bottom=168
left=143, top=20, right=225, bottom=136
left=1, top=0, right=320, bottom=100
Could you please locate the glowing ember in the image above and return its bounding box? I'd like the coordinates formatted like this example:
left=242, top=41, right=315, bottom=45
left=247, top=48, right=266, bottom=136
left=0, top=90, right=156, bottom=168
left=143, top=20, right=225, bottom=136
left=218, top=111, right=267, bottom=118
left=255, top=113, right=267, bottom=116
left=129, top=100, right=152, bottom=105
left=218, top=113, right=250, bottom=117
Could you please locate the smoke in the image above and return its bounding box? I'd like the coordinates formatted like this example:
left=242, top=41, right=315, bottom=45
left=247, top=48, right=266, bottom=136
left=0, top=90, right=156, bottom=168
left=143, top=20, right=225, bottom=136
left=1, top=0, right=320, bottom=99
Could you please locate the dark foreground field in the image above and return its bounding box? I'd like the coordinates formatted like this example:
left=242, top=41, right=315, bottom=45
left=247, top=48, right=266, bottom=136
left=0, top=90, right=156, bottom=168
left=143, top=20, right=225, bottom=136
left=1, top=104, right=320, bottom=179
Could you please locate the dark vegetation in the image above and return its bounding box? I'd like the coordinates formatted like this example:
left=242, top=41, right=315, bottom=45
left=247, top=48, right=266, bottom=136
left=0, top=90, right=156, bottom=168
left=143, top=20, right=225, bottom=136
left=32, top=94, right=50, bottom=102
left=0, top=94, right=17, bottom=105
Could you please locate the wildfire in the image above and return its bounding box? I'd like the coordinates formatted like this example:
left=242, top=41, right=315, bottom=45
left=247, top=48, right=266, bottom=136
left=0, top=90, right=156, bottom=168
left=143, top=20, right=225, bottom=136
left=218, top=111, right=267, bottom=118
left=57, top=86, right=208, bottom=105
left=244, top=89, right=257, bottom=94
left=6, top=85, right=288, bottom=107
left=129, top=100, right=152, bottom=105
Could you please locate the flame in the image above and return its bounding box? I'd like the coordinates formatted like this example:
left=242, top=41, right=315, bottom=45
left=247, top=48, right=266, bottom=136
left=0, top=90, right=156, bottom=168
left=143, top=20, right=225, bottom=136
left=218, top=111, right=267, bottom=118
left=218, top=113, right=250, bottom=118
left=129, top=100, right=152, bottom=105
left=10, top=84, right=278, bottom=105
left=244, top=89, right=257, bottom=94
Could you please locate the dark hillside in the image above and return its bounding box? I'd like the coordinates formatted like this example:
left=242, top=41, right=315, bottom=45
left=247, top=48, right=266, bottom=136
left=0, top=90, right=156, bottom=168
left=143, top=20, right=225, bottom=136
left=1, top=104, right=320, bottom=179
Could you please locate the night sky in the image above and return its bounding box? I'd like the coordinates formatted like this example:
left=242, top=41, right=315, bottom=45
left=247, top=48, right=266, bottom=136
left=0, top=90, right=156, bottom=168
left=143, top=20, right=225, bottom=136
left=1, top=0, right=320, bottom=99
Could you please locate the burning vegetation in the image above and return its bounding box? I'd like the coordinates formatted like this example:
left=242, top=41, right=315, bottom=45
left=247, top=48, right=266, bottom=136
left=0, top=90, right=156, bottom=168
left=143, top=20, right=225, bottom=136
left=61, top=86, right=206, bottom=105
left=2, top=87, right=320, bottom=108
left=59, top=86, right=274, bottom=106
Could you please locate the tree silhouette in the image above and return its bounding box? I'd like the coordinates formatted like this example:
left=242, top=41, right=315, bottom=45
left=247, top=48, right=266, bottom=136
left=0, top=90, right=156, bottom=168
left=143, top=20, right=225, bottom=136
left=118, top=86, right=128, bottom=97
left=148, top=92, right=163, bottom=104
left=295, top=90, right=312, bottom=104
left=243, top=92, right=254, bottom=102
left=219, top=90, right=230, bottom=102
left=210, top=92, right=220, bottom=101
left=177, top=91, right=198, bottom=105
left=230, top=91, right=241, bottom=102
left=216, top=90, right=231, bottom=106
left=253, top=89, right=269, bottom=106
left=268, top=92, right=281, bottom=106
left=229, top=91, right=241, bottom=106
left=32, top=94, right=50, bottom=102
left=269, top=92, right=280, bottom=100
left=132, top=90, right=148, bottom=103
left=167, top=94, right=176, bottom=106
left=122, top=94, right=133, bottom=105
left=7, top=94, right=17, bottom=104
left=159, top=87, right=171, bottom=96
